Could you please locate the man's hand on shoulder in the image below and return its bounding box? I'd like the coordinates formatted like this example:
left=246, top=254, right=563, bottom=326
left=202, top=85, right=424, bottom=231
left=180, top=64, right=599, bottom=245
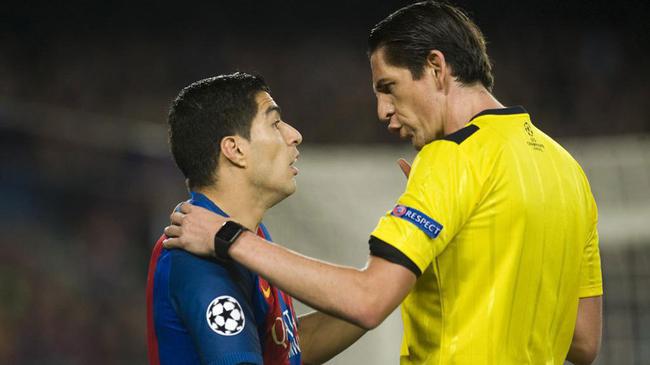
left=163, top=202, right=224, bottom=257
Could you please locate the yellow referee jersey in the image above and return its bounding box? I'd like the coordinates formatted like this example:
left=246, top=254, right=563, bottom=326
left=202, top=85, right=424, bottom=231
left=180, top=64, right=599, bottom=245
left=370, top=106, right=602, bottom=364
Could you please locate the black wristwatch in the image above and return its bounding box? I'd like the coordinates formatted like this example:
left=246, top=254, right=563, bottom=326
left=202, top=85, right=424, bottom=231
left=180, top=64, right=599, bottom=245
left=214, top=221, right=249, bottom=261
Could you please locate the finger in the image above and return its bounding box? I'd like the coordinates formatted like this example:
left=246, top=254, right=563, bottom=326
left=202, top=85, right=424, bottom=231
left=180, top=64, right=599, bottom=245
left=179, top=202, right=192, bottom=214
left=397, top=158, right=411, bottom=179
left=173, top=201, right=185, bottom=213
left=164, top=225, right=182, bottom=238
left=162, top=236, right=180, bottom=249
left=170, top=211, right=185, bottom=225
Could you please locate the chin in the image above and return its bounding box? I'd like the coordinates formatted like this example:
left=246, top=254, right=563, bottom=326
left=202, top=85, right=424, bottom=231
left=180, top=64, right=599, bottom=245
left=412, top=140, right=425, bottom=151
left=285, top=181, right=297, bottom=196
left=271, top=182, right=297, bottom=205
left=414, top=135, right=437, bottom=150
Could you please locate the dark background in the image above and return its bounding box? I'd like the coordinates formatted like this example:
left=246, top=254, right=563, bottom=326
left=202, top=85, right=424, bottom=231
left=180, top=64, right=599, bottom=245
left=3, top=0, right=650, bottom=141
left=1, top=1, right=649, bottom=363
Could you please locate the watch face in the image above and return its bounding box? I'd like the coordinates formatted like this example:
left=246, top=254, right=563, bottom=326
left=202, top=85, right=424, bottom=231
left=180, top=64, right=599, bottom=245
left=218, top=221, right=242, bottom=242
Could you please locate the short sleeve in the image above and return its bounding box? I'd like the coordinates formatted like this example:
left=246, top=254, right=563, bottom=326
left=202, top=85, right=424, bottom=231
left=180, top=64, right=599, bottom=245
left=169, top=251, right=263, bottom=365
left=577, top=172, right=603, bottom=298
left=578, top=224, right=603, bottom=298
left=370, top=141, right=482, bottom=273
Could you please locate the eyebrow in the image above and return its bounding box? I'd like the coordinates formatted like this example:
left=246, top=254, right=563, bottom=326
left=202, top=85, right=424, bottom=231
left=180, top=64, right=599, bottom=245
left=265, top=105, right=282, bottom=116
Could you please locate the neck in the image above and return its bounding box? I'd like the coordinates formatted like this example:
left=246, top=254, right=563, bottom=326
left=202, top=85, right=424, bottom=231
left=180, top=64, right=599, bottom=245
left=443, top=84, right=504, bottom=135
left=194, top=179, right=268, bottom=232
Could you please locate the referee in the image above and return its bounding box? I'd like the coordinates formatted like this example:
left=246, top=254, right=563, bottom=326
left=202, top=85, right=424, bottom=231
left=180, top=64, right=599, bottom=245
left=164, top=2, right=603, bottom=364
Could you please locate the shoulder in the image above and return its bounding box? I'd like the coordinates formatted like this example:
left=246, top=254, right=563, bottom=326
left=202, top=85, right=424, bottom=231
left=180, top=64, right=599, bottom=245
left=167, top=249, right=230, bottom=277
left=441, top=124, right=480, bottom=145
left=419, top=123, right=490, bottom=161
left=166, top=250, right=259, bottom=334
left=411, top=125, right=485, bottom=183
left=167, top=250, right=254, bottom=296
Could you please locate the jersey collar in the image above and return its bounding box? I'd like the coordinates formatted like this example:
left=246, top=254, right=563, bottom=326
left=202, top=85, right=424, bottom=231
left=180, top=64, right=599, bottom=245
left=189, top=191, right=229, bottom=217
left=188, top=191, right=270, bottom=239
left=469, top=106, right=527, bottom=122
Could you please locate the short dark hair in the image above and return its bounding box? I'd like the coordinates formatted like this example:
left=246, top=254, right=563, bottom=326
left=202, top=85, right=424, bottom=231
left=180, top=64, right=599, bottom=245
left=368, top=1, right=494, bottom=90
left=168, top=72, right=270, bottom=189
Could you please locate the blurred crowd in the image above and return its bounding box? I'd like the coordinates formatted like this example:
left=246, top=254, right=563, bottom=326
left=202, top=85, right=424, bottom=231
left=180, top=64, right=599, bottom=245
left=0, top=127, right=172, bottom=364
left=2, top=7, right=649, bottom=143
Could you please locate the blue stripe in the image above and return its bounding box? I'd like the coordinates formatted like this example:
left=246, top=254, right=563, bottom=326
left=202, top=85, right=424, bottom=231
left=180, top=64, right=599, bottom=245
left=258, top=223, right=272, bottom=241
left=153, top=249, right=201, bottom=364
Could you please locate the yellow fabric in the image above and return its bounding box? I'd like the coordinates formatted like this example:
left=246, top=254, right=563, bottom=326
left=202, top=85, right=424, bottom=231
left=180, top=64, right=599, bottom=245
left=371, top=109, right=602, bottom=364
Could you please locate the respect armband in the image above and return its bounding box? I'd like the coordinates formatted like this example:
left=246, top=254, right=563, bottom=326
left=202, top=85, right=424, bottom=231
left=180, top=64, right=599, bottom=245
left=391, top=205, right=443, bottom=239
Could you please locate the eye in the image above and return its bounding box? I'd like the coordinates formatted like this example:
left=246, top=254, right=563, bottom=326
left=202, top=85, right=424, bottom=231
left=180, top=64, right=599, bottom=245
left=273, top=120, right=281, bottom=129
left=378, top=82, right=394, bottom=95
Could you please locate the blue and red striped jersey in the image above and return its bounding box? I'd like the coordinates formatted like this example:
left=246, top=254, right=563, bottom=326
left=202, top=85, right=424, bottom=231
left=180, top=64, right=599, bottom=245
left=146, top=192, right=302, bottom=365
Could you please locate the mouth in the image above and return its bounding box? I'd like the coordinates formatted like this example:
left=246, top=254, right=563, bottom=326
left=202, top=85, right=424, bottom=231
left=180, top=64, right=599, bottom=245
left=289, top=153, right=300, bottom=175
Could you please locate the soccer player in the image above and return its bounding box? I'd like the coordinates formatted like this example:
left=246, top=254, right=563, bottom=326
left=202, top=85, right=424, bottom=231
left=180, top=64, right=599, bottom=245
left=146, top=73, right=365, bottom=365
left=162, top=2, right=603, bottom=364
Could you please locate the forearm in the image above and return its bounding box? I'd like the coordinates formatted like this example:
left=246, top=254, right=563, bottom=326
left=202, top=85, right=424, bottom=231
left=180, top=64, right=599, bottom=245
left=566, top=296, right=602, bottom=365
left=298, top=311, right=366, bottom=365
left=566, top=344, right=594, bottom=365
left=229, top=231, right=382, bottom=328
left=163, top=204, right=414, bottom=328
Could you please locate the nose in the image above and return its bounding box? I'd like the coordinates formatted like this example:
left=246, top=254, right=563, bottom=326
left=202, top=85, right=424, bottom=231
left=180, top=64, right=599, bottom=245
left=377, top=95, right=396, bottom=124
left=283, top=122, right=303, bottom=146
left=377, top=96, right=400, bottom=134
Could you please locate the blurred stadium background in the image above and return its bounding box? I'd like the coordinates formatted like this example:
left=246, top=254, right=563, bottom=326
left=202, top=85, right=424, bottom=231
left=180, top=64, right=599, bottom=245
left=1, top=1, right=649, bottom=364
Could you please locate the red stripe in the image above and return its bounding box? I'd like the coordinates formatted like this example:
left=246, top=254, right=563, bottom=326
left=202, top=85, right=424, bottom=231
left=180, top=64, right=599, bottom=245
left=256, top=226, right=265, bottom=239
left=146, top=235, right=166, bottom=365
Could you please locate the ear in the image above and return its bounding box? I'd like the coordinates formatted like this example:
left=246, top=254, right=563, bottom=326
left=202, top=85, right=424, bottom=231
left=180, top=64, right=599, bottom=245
left=425, top=50, right=448, bottom=89
left=220, top=135, right=247, bottom=168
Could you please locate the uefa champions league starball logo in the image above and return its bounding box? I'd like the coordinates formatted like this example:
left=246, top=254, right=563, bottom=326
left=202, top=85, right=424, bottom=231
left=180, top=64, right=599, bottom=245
left=206, top=296, right=245, bottom=336
left=392, top=205, right=407, bottom=217
left=524, top=122, right=534, bottom=137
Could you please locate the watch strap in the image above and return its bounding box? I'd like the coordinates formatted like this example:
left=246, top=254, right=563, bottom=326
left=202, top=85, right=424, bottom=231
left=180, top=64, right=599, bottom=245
left=214, top=221, right=248, bottom=261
